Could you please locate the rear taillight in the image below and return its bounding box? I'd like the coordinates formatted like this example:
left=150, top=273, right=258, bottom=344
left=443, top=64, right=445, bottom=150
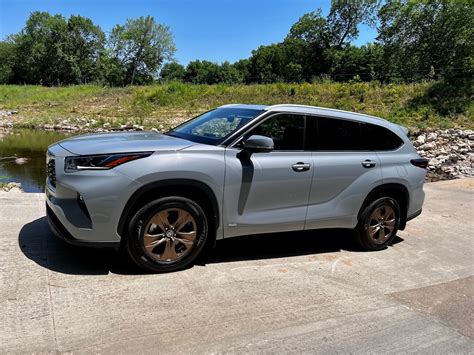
left=411, top=158, right=429, bottom=169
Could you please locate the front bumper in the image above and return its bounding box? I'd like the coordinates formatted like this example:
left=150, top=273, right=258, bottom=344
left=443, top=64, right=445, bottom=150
left=45, top=143, right=142, bottom=247
left=407, top=208, right=422, bottom=222
left=47, top=203, right=120, bottom=248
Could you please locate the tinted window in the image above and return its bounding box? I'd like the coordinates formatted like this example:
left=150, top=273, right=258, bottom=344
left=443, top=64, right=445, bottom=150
left=361, top=123, right=404, bottom=150
left=247, top=114, right=305, bottom=150
left=317, top=116, right=362, bottom=150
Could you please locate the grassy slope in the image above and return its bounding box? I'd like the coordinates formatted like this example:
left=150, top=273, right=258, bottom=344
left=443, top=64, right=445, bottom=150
left=0, top=81, right=472, bottom=131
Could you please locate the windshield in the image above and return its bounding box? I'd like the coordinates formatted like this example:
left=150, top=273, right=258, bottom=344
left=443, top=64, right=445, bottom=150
left=167, top=108, right=263, bottom=145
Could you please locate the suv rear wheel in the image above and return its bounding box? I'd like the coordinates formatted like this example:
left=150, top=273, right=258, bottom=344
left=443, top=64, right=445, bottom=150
left=126, top=196, right=208, bottom=273
left=355, top=197, right=400, bottom=250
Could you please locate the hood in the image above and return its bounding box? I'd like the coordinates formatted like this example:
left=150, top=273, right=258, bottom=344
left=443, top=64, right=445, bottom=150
left=57, top=131, right=195, bottom=155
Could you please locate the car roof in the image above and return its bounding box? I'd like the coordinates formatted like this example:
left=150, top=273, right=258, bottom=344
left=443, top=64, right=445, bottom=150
left=221, top=103, right=387, bottom=123
left=218, top=103, right=408, bottom=140
left=218, top=103, right=407, bottom=132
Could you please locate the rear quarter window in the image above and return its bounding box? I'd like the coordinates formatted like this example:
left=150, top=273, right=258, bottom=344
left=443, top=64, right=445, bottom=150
left=361, top=123, right=404, bottom=151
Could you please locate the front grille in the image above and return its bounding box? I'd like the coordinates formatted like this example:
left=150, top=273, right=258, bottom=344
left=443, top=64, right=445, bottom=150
left=47, top=158, right=56, bottom=188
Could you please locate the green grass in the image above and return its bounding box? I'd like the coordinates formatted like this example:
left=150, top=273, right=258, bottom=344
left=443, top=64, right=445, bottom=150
left=0, top=81, right=472, bottom=131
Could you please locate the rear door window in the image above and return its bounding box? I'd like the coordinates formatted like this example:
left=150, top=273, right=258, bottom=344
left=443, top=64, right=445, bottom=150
left=316, top=116, right=362, bottom=151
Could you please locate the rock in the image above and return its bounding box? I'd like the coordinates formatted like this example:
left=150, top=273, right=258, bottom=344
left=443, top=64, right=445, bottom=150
left=151, top=128, right=159, bottom=133
left=418, top=142, right=436, bottom=151
left=14, top=157, right=29, bottom=165
left=411, top=128, right=474, bottom=181
left=1, top=182, right=23, bottom=192
left=416, top=134, right=426, bottom=145
left=448, top=154, right=459, bottom=163
left=428, top=158, right=439, bottom=167
left=0, top=110, right=18, bottom=117
left=426, top=132, right=438, bottom=141
left=437, top=155, right=449, bottom=163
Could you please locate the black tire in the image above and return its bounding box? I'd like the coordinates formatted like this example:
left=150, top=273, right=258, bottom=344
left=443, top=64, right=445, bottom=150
left=355, top=197, right=400, bottom=250
left=125, top=196, right=208, bottom=273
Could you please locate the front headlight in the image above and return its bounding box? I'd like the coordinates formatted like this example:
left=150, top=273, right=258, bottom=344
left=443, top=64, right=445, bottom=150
left=64, top=152, right=152, bottom=172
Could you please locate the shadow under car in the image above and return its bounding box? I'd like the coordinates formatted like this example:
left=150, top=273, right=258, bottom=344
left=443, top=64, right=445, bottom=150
left=18, top=216, right=403, bottom=275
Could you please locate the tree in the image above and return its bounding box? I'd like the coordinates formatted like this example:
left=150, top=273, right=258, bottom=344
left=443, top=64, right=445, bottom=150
left=0, top=41, right=16, bottom=84
left=185, top=60, right=212, bottom=84
left=247, top=44, right=287, bottom=83
left=10, top=12, right=105, bottom=85
left=287, top=9, right=329, bottom=48
left=160, top=62, right=186, bottom=81
left=326, top=0, right=379, bottom=48
left=327, top=43, right=384, bottom=81
left=246, top=41, right=312, bottom=83
left=108, top=16, right=176, bottom=85
left=377, top=0, right=474, bottom=82
left=12, top=12, right=69, bottom=85
left=219, top=61, right=243, bottom=84
left=286, top=10, right=329, bottom=77
left=65, top=15, right=106, bottom=84
left=233, top=59, right=250, bottom=83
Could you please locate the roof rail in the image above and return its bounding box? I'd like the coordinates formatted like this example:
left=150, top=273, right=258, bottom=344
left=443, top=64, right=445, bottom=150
left=265, top=104, right=386, bottom=122
left=265, top=104, right=324, bottom=110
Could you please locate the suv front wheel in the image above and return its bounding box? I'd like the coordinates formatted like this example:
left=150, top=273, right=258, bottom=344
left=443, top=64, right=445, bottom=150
left=126, top=196, right=209, bottom=273
left=355, top=197, right=400, bottom=250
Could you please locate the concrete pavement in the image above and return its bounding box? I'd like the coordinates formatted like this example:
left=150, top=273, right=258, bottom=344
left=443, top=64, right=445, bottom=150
left=1, top=179, right=473, bottom=353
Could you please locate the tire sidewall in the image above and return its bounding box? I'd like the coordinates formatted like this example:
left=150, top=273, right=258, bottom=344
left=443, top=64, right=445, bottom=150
left=359, top=197, right=400, bottom=250
left=126, top=196, right=208, bottom=273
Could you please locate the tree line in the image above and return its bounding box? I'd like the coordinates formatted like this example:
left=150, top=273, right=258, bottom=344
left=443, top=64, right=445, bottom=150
left=0, top=13, right=175, bottom=86
left=0, top=0, right=472, bottom=86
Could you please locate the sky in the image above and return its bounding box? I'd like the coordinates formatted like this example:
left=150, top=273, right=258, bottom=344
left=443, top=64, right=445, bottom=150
left=0, top=0, right=377, bottom=65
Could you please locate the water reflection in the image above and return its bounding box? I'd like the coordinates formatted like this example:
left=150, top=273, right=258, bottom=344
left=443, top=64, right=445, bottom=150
left=0, top=129, right=74, bottom=192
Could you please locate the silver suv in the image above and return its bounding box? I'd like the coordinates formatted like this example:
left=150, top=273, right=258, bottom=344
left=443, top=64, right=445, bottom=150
left=46, top=104, right=427, bottom=272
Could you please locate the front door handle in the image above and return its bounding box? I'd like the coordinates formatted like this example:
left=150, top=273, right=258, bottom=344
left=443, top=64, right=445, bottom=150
left=362, top=160, right=377, bottom=168
left=292, top=162, right=311, bottom=172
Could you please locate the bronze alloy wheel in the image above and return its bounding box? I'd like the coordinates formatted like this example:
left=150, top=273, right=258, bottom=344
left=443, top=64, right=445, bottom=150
left=367, top=204, right=396, bottom=244
left=143, top=208, right=197, bottom=262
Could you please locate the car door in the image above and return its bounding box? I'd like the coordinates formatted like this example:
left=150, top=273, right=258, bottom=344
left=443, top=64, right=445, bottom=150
left=223, top=113, right=313, bottom=238
left=304, top=115, right=383, bottom=230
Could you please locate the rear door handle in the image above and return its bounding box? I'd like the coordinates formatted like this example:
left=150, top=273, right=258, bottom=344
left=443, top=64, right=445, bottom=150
left=292, top=162, right=311, bottom=172
left=362, top=160, right=377, bottom=168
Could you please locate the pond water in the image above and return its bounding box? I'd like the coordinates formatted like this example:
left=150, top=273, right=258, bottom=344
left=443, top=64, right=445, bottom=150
left=0, top=129, right=76, bottom=192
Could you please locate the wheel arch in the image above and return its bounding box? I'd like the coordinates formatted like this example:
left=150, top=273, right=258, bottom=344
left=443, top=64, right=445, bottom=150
left=358, top=183, right=410, bottom=230
left=117, top=179, right=220, bottom=244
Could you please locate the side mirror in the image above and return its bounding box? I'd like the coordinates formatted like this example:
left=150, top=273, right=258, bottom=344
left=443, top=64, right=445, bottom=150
left=243, top=135, right=274, bottom=153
